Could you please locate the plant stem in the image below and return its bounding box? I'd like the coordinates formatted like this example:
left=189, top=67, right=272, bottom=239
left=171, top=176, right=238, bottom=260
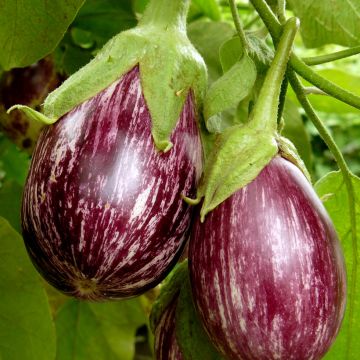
left=277, top=0, right=286, bottom=23
left=249, top=0, right=360, bottom=110
left=303, top=46, right=360, bottom=65
left=303, top=87, right=327, bottom=96
left=220, top=0, right=250, bottom=10
left=250, top=17, right=298, bottom=132
left=277, top=78, right=288, bottom=124
left=229, top=0, right=250, bottom=53
left=289, top=69, right=358, bottom=359
left=139, top=0, right=190, bottom=31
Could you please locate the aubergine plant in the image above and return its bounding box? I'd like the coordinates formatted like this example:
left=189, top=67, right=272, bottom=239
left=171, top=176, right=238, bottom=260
left=0, top=0, right=359, bottom=359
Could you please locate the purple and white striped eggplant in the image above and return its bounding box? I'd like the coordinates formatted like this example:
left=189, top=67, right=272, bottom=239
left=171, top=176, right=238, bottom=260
left=15, top=0, right=206, bottom=300
left=154, top=297, right=184, bottom=360
left=189, top=156, right=346, bottom=360
left=22, top=66, right=202, bottom=299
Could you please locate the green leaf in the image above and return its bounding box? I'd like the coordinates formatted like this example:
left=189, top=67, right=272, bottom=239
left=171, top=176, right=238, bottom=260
left=176, top=273, right=223, bottom=360
left=56, top=298, right=147, bottom=360
left=204, top=54, right=257, bottom=124
left=0, top=0, right=85, bottom=70
left=219, top=37, right=243, bottom=73
left=0, top=181, right=22, bottom=232
left=220, top=34, right=273, bottom=75
left=282, top=99, right=312, bottom=171
left=288, top=0, right=360, bottom=47
left=0, top=217, right=56, bottom=360
left=288, top=69, right=360, bottom=115
left=0, top=134, right=30, bottom=186
left=73, top=0, right=137, bottom=48
left=315, top=172, right=360, bottom=359
left=188, top=21, right=234, bottom=84
left=132, top=0, right=149, bottom=14
left=191, top=0, right=221, bottom=20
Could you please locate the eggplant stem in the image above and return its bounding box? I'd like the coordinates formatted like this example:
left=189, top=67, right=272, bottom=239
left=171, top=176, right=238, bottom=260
left=303, top=46, right=360, bottom=66
left=249, top=17, right=299, bottom=132
left=228, top=0, right=250, bottom=53
left=249, top=0, right=360, bottom=111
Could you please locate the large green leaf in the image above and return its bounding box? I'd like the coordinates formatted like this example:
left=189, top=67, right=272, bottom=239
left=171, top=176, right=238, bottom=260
left=56, top=298, right=147, bottom=360
left=0, top=0, right=85, bottom=70
left=0, top=217, right=56, bottom=360
left=315, top=172, right=360, bottom=359
left=288, top=0, right=360, bottom=47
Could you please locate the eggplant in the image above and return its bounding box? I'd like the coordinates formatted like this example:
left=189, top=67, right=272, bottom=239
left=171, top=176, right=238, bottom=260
left=155, top=297, right=184, bottom=360
left=189, top=156, right=346, bottom=360
left=22, top=66, right=202, bottom=299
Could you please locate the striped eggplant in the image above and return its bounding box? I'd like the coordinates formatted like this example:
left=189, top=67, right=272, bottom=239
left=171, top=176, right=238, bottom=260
left=189, top=156, right=346, bottom=360
left=151, top=261, right=222, bottom=360
left=16, top=0, right=206, bottom=299
left=155, top=297, right=184, bottom=360
left=22, top=65, right=202, bottom=299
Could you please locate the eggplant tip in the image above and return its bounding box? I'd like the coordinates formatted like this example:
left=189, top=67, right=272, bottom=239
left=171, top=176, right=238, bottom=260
left=73, top=278, right=99, bottom=300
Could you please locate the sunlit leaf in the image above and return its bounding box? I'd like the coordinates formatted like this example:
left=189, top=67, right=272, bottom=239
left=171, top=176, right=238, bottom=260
left=315, top=172, right=360, bottom=359
left=0, top=0, right=84, bottom=70
left=288, top=0, right=360, bottom=47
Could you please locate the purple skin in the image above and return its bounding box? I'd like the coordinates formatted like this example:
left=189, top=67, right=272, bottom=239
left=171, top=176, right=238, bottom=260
left=189, top=156, right=346, bottom=360
left=21, top=66, right=202, bottom=299
left=155, top=297, right=184, bottom=360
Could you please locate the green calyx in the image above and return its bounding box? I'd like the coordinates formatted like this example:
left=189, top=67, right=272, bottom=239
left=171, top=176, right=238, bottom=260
left=185, top=17, right=299, bottom=220
left=8, top=0, right=207, bottom=152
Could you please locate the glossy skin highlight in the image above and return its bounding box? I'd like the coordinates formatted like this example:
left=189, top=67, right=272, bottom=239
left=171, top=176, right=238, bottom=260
left=189, top=156, right=346, bottom=360
left=22, top=66, right=202, bottom=299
